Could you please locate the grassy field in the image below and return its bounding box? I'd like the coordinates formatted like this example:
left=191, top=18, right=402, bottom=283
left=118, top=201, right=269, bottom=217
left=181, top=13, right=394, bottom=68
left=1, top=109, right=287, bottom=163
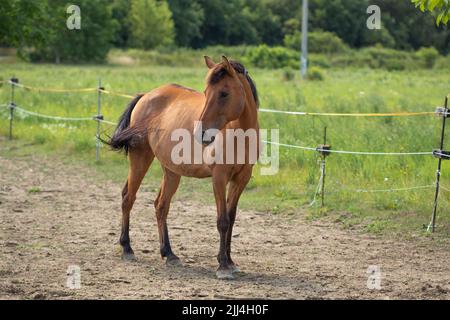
left=1, top=60, right=449, bottom=238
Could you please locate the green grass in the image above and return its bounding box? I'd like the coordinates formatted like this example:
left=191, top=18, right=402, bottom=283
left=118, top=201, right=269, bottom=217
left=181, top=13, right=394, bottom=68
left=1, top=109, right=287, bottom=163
left=27, top=187, right=41, bottom=193
left=1, top=62, right=449, bottom=239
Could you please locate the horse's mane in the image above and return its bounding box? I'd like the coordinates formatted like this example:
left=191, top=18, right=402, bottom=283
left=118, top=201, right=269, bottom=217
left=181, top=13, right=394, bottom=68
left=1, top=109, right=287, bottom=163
left=208, top=61, right=259, bottom=109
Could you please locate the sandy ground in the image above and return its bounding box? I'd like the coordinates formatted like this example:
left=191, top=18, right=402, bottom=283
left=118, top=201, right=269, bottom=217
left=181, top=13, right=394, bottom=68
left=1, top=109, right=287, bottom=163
left=0, top=154, right=449, bottom=300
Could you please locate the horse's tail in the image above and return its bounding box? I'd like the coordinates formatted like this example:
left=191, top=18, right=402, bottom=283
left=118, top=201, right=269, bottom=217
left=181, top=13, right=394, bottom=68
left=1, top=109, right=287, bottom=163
left=103, top=93, right=146, bottom=155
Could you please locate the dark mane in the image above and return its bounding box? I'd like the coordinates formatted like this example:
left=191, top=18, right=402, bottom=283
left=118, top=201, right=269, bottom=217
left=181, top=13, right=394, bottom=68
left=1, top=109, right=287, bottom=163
left=208, top=61, right=259, bottom=108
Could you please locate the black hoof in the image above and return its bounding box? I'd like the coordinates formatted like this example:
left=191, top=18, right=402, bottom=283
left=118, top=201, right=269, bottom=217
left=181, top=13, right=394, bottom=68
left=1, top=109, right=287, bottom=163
left=230, top=264, right=241, bottom=274
left=165, top=255, right=182, bottom=266
left=121, top=251, right=136, bottom=261
left=216, top=267, right=234, bottom=280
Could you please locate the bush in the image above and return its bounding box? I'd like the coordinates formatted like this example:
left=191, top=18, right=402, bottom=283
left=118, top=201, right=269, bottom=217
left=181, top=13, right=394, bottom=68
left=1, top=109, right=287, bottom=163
left=360, top=28, right=396, bottom=48
left=284, top=31, right=349, bottom=54
left=309, top=55, right=332, bottom=69
left=363, top=46, right=414, bottom=70
left=282, top=68, right=295, bottom=81
left=416, top=47, right=440, bottom=69
left=246, top=45, right=298, bottom=69
left=332, top=46, right=418, bottom=71
left=306, top=67, right=325, bottom=81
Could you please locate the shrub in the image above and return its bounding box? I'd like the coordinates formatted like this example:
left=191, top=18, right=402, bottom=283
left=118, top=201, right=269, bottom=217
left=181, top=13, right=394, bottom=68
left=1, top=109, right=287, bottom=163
left=284, top=31, right=349, bottom=54
left=282, top=68, right=295, bottom=81
left=309, top=55, right=332, bottom=69
left=246, top=45, right=298, bottom=69
left=307, top=67, right=325, bottom=81
left=355, top=46, right=417, bottom=71
left=416, top=47, right=440, bottom=69
left=360, top=28, right=396, bottom=48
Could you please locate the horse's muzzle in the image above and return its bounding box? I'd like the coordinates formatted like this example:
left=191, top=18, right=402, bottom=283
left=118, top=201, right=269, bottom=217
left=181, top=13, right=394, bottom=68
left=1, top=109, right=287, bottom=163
left=201, top=130, right=216, bottom=146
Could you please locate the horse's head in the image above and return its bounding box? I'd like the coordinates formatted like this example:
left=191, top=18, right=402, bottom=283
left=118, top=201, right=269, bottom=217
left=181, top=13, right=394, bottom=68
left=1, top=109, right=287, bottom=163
left=196, top=55, right=247, bottom=145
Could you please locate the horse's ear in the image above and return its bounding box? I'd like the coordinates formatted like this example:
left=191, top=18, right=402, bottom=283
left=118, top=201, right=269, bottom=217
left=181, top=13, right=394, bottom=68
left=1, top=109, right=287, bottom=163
left=204, top=56, right=216, bottom=69
left=221, top=56, right=235, bottom=75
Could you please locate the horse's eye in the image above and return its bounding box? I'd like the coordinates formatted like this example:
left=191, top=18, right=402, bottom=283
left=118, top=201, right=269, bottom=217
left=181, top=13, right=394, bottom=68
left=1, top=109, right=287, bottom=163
left=219, top=91, right=229, bottom=98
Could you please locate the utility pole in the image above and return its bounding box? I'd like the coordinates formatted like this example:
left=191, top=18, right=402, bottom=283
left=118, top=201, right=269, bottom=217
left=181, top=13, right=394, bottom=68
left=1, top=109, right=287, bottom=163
left=301, top=0, right=309, bottom=79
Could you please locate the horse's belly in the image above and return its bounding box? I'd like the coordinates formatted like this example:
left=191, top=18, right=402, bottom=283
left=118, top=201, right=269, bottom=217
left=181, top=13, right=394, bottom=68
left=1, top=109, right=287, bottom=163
left=151, top=138, right=213, bottom=178
left=164, top=161, right=212, bottom=178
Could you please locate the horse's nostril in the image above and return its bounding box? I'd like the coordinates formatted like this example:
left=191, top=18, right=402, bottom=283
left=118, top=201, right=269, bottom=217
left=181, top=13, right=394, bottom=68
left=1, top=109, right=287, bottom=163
left=201, top=130, right=215, bottom=145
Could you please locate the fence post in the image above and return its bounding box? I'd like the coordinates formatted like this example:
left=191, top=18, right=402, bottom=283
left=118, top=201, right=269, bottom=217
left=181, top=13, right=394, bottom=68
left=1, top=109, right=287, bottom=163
left=95, top=78, right=104, bottom=162
left=317, top=126, right=331, bottom=207
left=8, top=77, right=18, bottom=140
left=429, top=96, right=449, bottom=232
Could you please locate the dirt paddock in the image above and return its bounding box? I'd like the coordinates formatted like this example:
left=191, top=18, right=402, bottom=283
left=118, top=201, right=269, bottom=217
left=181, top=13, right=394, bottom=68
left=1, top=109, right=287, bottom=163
left=0, top=154, right=449, bottom=299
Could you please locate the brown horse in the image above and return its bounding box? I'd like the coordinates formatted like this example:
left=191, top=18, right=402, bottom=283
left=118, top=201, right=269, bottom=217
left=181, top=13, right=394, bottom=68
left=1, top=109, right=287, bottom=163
left=107, top=56, right=259, bottom=279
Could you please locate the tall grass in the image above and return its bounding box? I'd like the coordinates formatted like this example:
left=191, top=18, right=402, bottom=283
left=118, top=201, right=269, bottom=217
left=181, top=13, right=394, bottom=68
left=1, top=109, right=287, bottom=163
left=0, top=62, right=449, bottom=237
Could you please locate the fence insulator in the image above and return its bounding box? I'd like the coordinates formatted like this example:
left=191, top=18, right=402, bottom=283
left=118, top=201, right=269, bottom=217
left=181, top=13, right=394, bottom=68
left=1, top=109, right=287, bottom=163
left=432, top=149, right=450, bottom=160
left=435, top=107, right=449, bottom=118
left=93, top=114, right=104, bottom=121
left=317, top=144, right=332, bottom=157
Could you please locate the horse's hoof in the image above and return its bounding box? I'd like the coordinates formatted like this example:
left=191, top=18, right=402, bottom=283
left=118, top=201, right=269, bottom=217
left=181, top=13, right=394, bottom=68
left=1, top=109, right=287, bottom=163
left=166, top=256, right=182, bottom=267
left=230, top=264, right=241, bottom=274
left=216, top=268, right=234, bottom=280
left=121, top=252, right=136, bottom=261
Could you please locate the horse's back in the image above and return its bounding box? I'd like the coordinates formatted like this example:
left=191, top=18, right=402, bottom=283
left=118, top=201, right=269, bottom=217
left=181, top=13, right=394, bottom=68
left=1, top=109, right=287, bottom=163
left=130, top=83, right=204, bottom=126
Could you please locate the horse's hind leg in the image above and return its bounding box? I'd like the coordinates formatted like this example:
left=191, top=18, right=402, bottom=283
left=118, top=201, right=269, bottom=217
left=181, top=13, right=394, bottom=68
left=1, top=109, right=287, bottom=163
left=154, top=167, right=181, bottom=266
left=120, top=147, right=154, bottom=260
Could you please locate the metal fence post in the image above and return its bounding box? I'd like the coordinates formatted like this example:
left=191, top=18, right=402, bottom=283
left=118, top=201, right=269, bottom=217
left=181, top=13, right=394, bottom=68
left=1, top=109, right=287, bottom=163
left=318, top=127, right=331, bottom=207
left=429, top=96, right=449, bottom=232
left=321, top=127, right=327, bottom=207
left=8, top=77, right=18, bottom=140
left=95, top=78, right=104, bottom=162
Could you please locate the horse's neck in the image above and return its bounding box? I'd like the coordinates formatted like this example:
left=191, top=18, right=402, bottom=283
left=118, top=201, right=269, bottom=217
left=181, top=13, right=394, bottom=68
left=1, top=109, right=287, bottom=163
left=237, top=76, right=259, bottom=131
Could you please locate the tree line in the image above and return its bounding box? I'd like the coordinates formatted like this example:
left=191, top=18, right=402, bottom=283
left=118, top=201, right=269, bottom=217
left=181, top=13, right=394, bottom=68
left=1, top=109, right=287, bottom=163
left=0, top=0, right=448, bottom=63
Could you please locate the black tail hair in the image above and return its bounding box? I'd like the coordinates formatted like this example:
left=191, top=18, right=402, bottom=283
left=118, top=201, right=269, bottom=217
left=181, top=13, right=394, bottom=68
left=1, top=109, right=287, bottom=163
left=103, top=93, right=145, bottom=155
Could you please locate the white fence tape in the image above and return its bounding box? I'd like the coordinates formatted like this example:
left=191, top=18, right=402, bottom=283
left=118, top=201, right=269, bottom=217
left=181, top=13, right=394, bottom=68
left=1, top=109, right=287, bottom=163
left=263, top=140, right=432, bottom=156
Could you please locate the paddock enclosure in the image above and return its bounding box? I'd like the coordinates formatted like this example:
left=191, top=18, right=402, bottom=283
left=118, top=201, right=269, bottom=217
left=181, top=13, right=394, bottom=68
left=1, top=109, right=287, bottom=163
left=0, top=153, right=449, bottom=299
left=0, top=64, right=449, bottom=299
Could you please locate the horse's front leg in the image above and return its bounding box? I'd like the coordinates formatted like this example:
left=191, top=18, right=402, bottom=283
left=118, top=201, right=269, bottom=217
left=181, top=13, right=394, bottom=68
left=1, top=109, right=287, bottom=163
left=212, top=170, right=233, bottom=280
left=226, top=168, right=252, bottom=273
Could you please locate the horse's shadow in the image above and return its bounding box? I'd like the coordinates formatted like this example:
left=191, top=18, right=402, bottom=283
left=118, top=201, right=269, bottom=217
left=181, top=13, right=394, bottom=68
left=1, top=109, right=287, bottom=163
left=117, top=248, right=324, bottom=298
left=154, top=260, right=323, bottom=297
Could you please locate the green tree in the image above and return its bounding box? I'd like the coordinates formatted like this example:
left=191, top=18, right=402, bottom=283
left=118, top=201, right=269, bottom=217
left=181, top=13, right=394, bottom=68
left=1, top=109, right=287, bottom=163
left=111, top=0, right=132, bottom=48
left=0, top=0, right=47, bottom=57
left=374, top=0, right=450, bottom=53
left=30, top=0, right=116, bottom=63
left=129, top=0, right=174, bottom=50
left=309, top=0, right=369, bottom=47
left=192, top=0, right=281, bottom=47
left=412, top=0, right=450, bottom=25
left=193, top=0, right=232, bottom=47
left=248, top=0, right=283, bottom=45
left=168, top=0, right=204, bottom=47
